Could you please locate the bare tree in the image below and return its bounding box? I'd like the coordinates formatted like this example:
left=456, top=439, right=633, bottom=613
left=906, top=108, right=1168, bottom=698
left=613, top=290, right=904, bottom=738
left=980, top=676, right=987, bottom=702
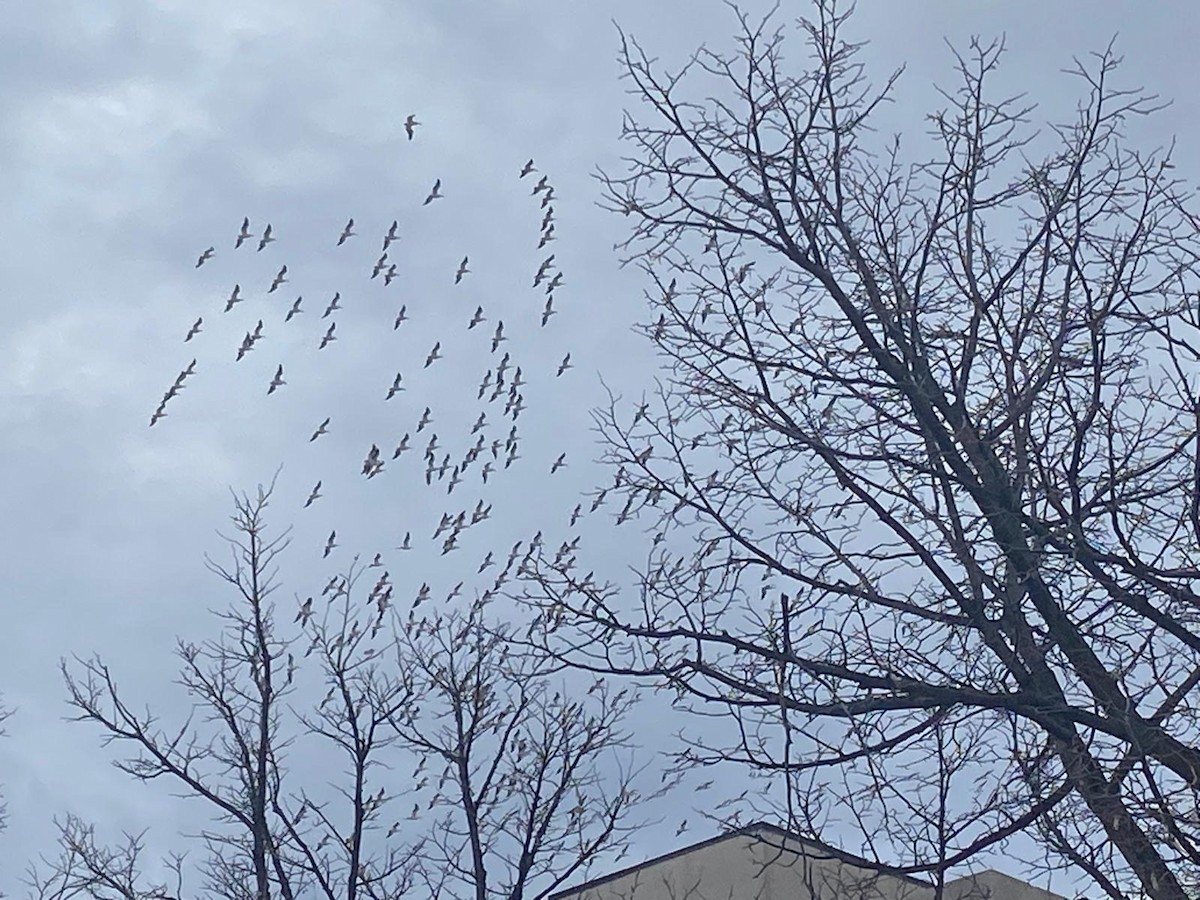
left=381, top=599, right=645, bottom=900
left=28, top=473, right=644, bottom=900
left=521, top=3, right=1200, bottom=898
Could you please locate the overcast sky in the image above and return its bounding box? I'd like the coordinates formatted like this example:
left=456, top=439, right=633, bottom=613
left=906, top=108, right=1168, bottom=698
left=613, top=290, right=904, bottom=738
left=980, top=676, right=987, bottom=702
left=1, top=1, right=1199, bottom=896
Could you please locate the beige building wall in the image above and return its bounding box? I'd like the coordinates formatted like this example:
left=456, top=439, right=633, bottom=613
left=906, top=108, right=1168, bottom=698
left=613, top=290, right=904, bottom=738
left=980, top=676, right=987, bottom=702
left=552, top=824, right=1068, bottom=900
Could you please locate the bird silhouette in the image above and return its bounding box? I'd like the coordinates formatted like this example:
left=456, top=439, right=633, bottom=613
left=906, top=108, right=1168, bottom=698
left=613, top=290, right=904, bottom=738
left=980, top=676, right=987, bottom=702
left=541, top=296, right=556, bottom=327
left=236, top=333, right=254, bottom=362
left=304, top=481, right=322, bottom=508
left=235, top=217, right=253, bottom=249
left=417, top=407, right=432, bottom=431
left=323, top=530, right=337, bottom=558
left=532, top=175, right=549, bottom=195
left=393, top=305, right=409, bottom=329
left=295, top=597, right=313, bottom=625
left=371, top=253, right=389, bottom=279
left=491, top=321, right=506, bottom=353
left=268, top=265, right=288, bottom=292
left=520, top=159, right=536, bottom=178
left=384, top=263, right=398, bottom=286
left=386, top=373, right=404, bottom=400
left=286, top=297, right=303, bottom=322
left=398, top=531, right=411, bottom=551
left=550, top=453, right=566, bottom=474
left=424, top=342, right=441, bottom=368
left=468, top=306, right=484, bottom=329
left=257, top=224, right=275, bottom=252
left=319, top=322, right=336, bottom=349
left=557, top=353, right=572, bottom=376
left=337, top=218, right=355, bottom=246
left=310, top=417, right=330, bottom=441
left=322, top=292, right=342, bottom=318
left=185, top=317, right=202, bottom=342
left=423, top=179, right=443, bottom=205
left=455, top=256, right=469, bottom=284
left=224, top=284, right=243, bottom=312
left=538, top=226, right=555, bottom=249
left=383, top=220, right=399, bottom=251
left=392, top=433, right=410, bottom=458
left=268, top=364, right=285, bottom=394
left=362, top=443, right=383, bottom=476
left=545, top=272, right=563, bottom=293
left=195, top=247, right=215, bottom=268
left=404, top=114, right=420, bottom=140
left=534, top=255, right=555, bottom=287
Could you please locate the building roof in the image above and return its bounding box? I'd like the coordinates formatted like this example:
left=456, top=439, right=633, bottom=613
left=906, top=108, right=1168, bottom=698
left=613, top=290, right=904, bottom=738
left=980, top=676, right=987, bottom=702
left=550, top=821, right=1068, bottom=900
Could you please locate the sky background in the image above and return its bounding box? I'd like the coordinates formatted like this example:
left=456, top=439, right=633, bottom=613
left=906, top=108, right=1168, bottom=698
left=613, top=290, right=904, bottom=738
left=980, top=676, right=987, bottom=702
left=1, top=1, right=1199, bottom=896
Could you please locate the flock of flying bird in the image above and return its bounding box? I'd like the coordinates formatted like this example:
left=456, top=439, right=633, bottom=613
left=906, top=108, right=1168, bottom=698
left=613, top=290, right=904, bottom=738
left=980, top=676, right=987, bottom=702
left=155, top=118, right=733, bottom=847
left=155, top=119, right=590, bottom=634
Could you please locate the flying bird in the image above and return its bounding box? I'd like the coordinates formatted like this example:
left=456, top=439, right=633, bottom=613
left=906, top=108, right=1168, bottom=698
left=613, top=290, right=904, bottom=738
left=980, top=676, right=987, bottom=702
left=491, top=321, right=506, bottom=353
left=404, top=114, right=419, bottom=140
left=541, top=296, right=556, bottom=327
left=295, top=597, right=313, bottom=625
left=386, top=372, right=404, bottom=400
left=468, top=306, right=484, bottom=329
left=304, top=481, right=322, bottom=508
left=417, top=407, right=432, bottom=431
left=257, top=223, right=275, bottom=252
left=423, top=179, right=443, bottom=205
left=538, top=226, right=555, bottom=249
left=362, top=443, right=383, bottom=477
left=392, top=433, right=410, bottom=458
left=149, top=404, right=167, bottom=427
left=268, top=265, right=288, bottom=293
left=393, top=305, right=408, bottom=329
left=235, top=217, right=253, bottom=249
left=397, top=531, right=411, bottom=551
left=550, top=453, right=567, bottom=474
left=372, top=253, right=389, bottom=279
left=323, top=530, right=337, bottom=558
left=310, top=417, right=330, bottom=441
left=195, top=247, right=215, bottom=268
left=384, top=264, right=397, bottom=286
left=455, top=256, right=469, bottom=284
left=545, top=272, right=563, bottom=293
left=531, top=175, right=549, bottom=195
left=185, top=317, right=202, bottom=342
left=383, top=220, right=399, bottom=250
left=534, top=255, right=555, bottom=287
left=519, top=159, right=536, bottom=178
left=541, top=188, right=555, bottom=209
left=322, top=292, right=342, bottom=318
left=268, top=364, right=285, bottom=394
left=224, top=284, right=243, bottom=312
left=337, top=218, right=355, bottom=246
left=319, top=322, right=337, bottom=349
left=557, top=353, right=572, bottom=377
left=424, top=342, right=441, bottom=368
left=236, top=333, right=254, bottom=362
left=286, top=297, right=303, bottom=322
